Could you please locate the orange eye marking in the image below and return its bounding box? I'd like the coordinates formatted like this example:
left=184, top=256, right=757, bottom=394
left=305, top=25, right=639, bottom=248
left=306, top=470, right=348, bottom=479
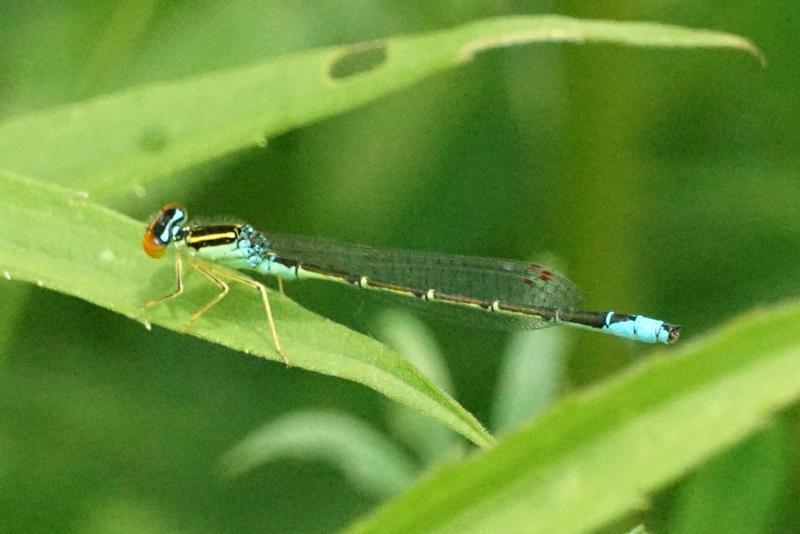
left=142, top=233, right=166, bottom=258
left=142, top=203, right=187, bottom=259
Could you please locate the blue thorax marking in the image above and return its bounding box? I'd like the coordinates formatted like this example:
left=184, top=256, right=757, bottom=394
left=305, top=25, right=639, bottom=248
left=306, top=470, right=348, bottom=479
left=237, top=225, right=273, bottom=267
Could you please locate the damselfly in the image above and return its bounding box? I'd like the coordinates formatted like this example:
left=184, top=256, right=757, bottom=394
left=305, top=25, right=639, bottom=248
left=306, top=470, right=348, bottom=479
left=143, top=204, right=680, bottom=365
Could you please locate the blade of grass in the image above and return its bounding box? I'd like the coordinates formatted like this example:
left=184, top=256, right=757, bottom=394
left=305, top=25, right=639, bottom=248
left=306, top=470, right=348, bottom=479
left=668, top=423, right=790, bottom=534
left=0, top=16, right=761, bottom=200
left=348, top=301, right=800, bottom=533
left=0, top=171, right=493, bottom=448
left=219, top=410, right=418, bottom=498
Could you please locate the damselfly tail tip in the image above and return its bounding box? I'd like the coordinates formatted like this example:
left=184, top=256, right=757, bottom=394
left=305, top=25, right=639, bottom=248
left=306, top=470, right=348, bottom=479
left=666, top=324, right=681, bottom=344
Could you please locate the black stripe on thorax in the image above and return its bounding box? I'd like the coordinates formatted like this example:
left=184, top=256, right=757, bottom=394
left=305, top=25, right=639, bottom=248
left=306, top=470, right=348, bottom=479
left=185, top=225, right=241, bottom=250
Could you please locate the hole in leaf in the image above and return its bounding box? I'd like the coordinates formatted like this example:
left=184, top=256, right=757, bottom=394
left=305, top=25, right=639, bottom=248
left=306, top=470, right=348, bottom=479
left=139, top=125, right=168, bottom=152
left=329, top=41, right=387, bottom=80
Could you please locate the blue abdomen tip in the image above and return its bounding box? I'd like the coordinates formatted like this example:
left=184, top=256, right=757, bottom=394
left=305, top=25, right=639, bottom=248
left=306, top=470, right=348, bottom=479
left=605, top=313, right=679, bottom=344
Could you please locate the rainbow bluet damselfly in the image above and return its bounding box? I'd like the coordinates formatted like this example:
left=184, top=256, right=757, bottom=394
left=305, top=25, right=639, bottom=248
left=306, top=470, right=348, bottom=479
left=143, top=204, right=679, bottom=365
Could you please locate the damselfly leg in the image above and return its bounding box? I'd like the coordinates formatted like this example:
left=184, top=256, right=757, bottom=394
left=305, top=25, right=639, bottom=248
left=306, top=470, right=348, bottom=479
left=143, top=255, right=185, bottom=309
left=210, top=267, right=286, bottom=366
left=144, top=256, right=288, bottom=366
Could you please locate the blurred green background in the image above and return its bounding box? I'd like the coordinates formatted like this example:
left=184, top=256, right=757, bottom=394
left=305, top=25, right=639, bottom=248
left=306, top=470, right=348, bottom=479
left=1, top=1, right=798, bottom=533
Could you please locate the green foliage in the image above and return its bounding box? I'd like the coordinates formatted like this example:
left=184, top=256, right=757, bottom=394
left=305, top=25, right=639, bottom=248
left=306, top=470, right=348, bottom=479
left=0, top=172, right=492, bottom=447
left=215, top=313, right=569, bottom=501
left=0, top=16, right=759, bottom=205
left=350, top=302, right=800, bottom=532
left=0, top=4, right=795, bottom=534
left=218, top=410, right=418, bottom=497
left=0, top=14, right=758, bottom=452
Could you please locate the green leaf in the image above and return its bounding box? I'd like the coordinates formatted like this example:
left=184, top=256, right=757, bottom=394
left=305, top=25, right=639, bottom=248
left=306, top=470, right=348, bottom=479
left=668, top=424, right=791, bottom=534
left=218, top=410, right=418, bottom=498
left=376, top=310, right=460, bottom=467
left=492, top=328, right=568, bottom=434
left=0, top=16, right=761, bottom=200
left=0, top=171, right=493, bottom=448
left=347, top=301, right=800, bottom=533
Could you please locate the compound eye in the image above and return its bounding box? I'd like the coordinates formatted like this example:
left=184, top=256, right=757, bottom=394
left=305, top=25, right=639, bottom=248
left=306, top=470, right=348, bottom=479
left=142, top=204, right=187, bottom=259
left=142, top=232, right=166, bottom=258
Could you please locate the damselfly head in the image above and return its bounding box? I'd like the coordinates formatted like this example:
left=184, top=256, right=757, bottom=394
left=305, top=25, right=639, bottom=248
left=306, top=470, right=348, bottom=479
left=143, top=203, right=187, bottom=258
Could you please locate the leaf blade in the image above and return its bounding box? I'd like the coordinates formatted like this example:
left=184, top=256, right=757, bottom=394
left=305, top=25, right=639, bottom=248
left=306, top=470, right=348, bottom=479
left=0, top=171, right=493, bottom=448
left=0, top=16, right=761, bottom=199
left=348, top=302, right=800, bottom=533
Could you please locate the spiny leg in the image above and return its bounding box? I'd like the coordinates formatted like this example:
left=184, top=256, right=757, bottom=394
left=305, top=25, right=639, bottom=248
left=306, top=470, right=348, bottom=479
left=144, top=255, right=185, bottom=310
left=216, top=269, right=288, bottom=367
left=184, top=262, right=230, bottom=332
left=277, top=277, right=285, bottom=295
left=147, top=257, right=288, bottom=366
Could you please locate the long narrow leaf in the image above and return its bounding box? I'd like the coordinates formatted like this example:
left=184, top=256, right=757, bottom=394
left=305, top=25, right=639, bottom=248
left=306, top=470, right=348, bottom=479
left=0, top=171, right=493, bottom=448
left=0, top=16, right=760, bottom=199
left=349, top=302, right=800, bottom=533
